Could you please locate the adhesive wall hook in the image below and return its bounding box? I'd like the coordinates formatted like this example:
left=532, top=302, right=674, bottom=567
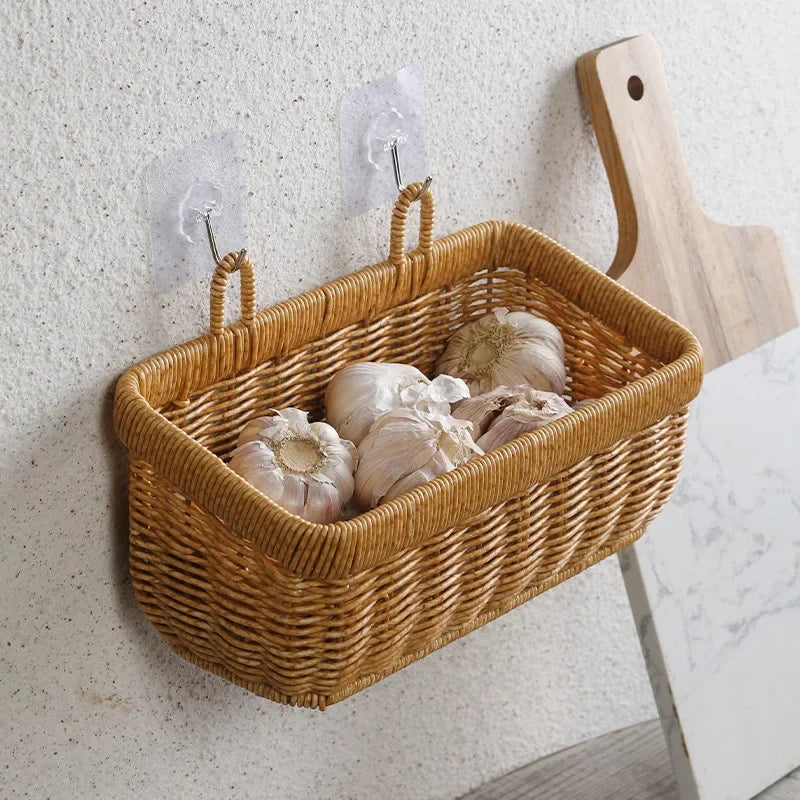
left=339, top=67, right=429, bottom=216
left=145, top=132, right=247, bottom=292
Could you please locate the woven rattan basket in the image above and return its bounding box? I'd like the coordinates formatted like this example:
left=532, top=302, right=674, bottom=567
left=114, top=184, right=703, bottom=709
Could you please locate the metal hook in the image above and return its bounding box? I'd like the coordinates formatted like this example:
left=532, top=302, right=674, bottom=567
left=389, top=139, right=432, bottom=200
left=203, top=209, right=246, bottom=272
left=203, top=210, right=222, bottom=265
left=232, top=247, right=247, bottom=272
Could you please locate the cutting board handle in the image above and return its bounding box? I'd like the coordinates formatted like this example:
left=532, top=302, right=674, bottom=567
left=577, top=35, right=702, bottom=280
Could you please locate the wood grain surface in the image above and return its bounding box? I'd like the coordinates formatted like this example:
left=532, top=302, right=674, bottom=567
left=459, top=719, right=800, bottom=800
left=577, top=35, right=798, bottom=371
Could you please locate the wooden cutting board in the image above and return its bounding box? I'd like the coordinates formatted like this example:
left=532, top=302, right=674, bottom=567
left=577, top=34, right=798, bottom=370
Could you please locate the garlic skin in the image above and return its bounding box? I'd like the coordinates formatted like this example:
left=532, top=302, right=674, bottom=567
left=230, top=408, right=358, bottom=523
left=354, top=407, right=483, bottom=509
left=325, top=362, right=469, bottom=446
left=436, top=308, right=566, bottom=395
left=474, top=389, right=573, bottom=452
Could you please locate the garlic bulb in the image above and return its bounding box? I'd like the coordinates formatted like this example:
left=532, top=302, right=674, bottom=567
left=354, top=407, right=483, bottom=509
left=325, top=362, right=470, bottom=446
left=471, top=388, right=573, bottom=452
left=229, top=408, right=357, bottom=523
left=435, top=308, right=566, bottom=395
left=451, top=384, right=536, bottom=437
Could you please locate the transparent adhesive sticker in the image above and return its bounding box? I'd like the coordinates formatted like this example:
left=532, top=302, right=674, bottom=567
left=145, top=131, right=247, bottom=293
left=340, top=65, right=428, bottom=217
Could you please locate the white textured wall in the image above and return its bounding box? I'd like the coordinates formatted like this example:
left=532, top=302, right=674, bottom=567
left=2, top=2, right=798, bottom=798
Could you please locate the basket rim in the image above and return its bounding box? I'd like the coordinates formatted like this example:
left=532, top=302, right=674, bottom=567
left=115, top=219, right=703, bottom=580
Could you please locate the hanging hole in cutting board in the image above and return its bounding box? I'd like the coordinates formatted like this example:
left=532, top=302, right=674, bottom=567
left=627, top=75, right=644, bottom=100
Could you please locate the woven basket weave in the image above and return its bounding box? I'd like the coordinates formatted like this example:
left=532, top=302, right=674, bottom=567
left=114, top=184, right=703, bottom=709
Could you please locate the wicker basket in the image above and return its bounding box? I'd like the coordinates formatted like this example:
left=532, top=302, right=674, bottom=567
left=114, top=184, right=703, bottom=709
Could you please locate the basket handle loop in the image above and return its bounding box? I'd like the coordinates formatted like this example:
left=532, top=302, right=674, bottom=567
left=390, top=183, right=435, bottom=270
left=209, top=250, right=256, bottom=336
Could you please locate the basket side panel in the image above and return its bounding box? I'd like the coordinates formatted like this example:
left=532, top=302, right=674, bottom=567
left=128, top=407, right=687, bottom=707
